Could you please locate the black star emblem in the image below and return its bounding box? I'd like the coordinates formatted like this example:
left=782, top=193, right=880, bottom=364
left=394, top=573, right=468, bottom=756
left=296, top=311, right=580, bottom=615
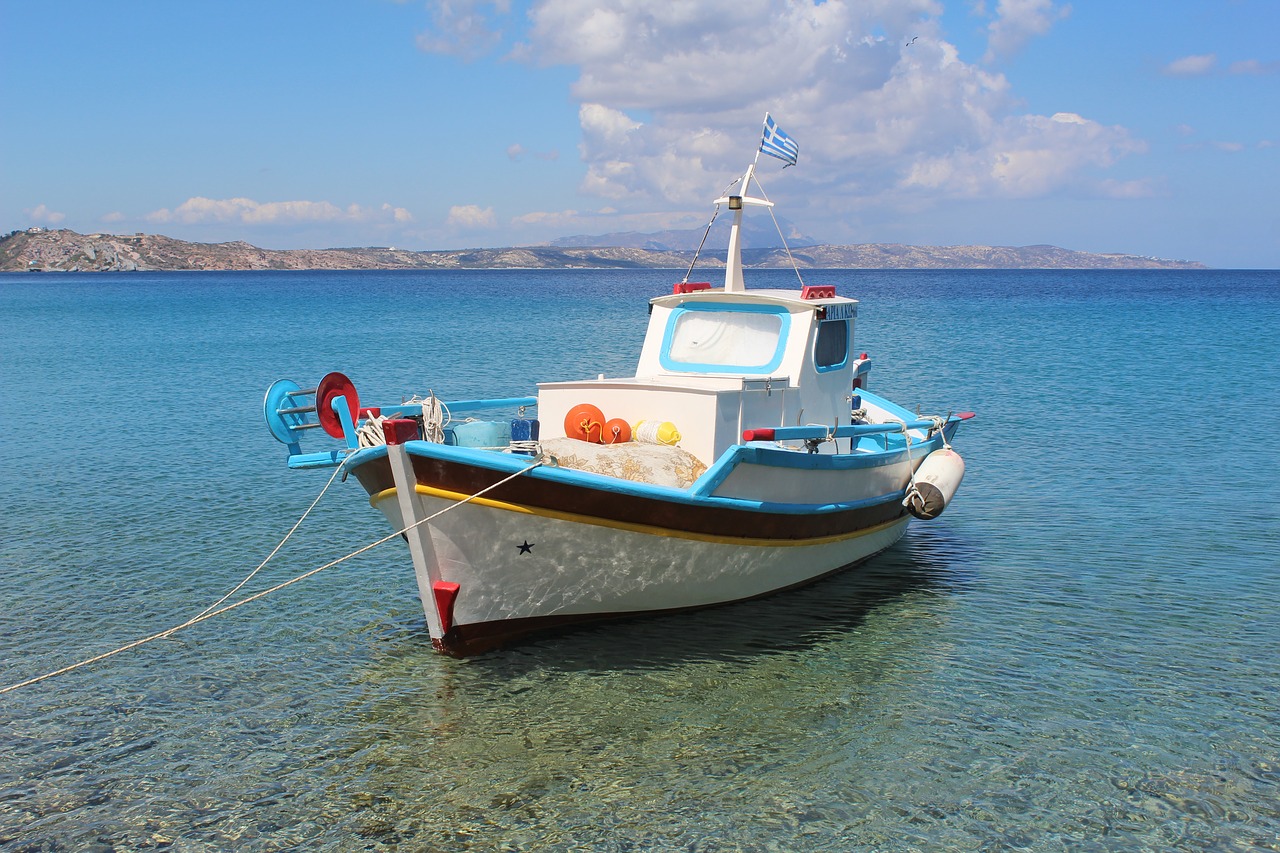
left=517, top=540, right=534, bottom=554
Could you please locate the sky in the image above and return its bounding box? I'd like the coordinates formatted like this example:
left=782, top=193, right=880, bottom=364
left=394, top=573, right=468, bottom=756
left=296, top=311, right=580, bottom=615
left=2, top=0, right=1277, bottom=268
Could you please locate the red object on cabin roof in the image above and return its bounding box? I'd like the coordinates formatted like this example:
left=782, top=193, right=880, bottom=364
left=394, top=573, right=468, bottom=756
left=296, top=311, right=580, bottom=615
left=673, top=281, right=712, bottom=294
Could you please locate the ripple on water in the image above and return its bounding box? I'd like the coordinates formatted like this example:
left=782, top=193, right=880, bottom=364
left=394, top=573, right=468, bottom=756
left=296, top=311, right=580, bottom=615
left=3, top=270, right=1280, bottom=850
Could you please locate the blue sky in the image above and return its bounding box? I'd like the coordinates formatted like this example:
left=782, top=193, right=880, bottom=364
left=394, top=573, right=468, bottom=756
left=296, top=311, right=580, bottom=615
left=2, top=0, right=1277, bottom=267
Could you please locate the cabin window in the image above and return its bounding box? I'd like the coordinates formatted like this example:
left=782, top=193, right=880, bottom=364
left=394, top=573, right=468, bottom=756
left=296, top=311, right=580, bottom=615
left=660, top=304, right=790, bottom=374
left=814, top=319, right=849, bottom=371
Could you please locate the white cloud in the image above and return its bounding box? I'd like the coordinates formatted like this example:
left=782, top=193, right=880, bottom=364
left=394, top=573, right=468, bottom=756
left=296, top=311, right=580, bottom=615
left=903, top=111, right=1144, bottom=197
left=1163, top=53, right=1216, bottom=76
left=402, top=1, right=1147, bottom=248
left=983, top=0, right=1070, bottom=62
left=384, top=203, right=415, bottom=223
left=510, top=207, right=692, bottom=235
left=525, top=1, right=924, bottom=110
left=502, top=0, right=1141, bottom=222
left=26, top=204, right=65, bottom=224
left=507, top=142, right=559, bottom=161
left=416, top=0, right=512, bottom=59
left=447, top=204, right=497, bottom=228
left=102, top=211, right=126, bottom=223
left=512, top=209, right=581, bottom=227
left=146, top=197, right=411, bottom=226
left=1159, top=53, right=1280, bottom=82
left=580, top=103, right=642, bottom=144
left=1228, top=59, right=1280, bottom=75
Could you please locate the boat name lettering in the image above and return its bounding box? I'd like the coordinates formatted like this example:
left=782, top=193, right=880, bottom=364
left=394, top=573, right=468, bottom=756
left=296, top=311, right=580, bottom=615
left=823, top=304, right=856, bottom=321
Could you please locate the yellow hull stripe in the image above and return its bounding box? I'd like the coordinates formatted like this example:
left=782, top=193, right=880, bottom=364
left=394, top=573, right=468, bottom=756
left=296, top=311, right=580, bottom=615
left=368, top=485, right=906, bottom=547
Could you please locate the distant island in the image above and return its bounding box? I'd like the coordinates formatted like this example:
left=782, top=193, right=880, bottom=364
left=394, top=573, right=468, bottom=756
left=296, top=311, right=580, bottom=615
left=1, top=227, right=1206, bottom=272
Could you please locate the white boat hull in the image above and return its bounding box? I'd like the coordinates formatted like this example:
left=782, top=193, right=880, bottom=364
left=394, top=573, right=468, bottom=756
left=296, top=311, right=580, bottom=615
left=376, top=490, right=908, bottom=619
left=352, top=440, right=920, bottom=654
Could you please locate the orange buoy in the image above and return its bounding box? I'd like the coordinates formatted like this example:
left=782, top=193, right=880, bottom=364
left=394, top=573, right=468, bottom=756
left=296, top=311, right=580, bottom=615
left=603, top=418, right=631, bottom=444
left=564, top=403, right=606, bottom=443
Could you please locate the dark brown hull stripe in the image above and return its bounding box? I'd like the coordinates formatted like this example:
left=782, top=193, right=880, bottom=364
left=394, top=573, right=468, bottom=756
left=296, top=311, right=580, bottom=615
left=349, top=448, right=907, bottom=541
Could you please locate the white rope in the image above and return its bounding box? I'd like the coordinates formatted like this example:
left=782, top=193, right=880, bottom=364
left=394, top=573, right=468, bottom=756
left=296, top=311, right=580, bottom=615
left=682, top=202, right=722, bottom=284
left=506, top=441, right=542, bottom=455
left=422, top=393, right=448, bottom=443
left=895, top=418, right=945, bottom=515
left=896, top=420, right=923, bottom=512
left=931, top=415, right=952, bottom=450
left=800, top=422, right=837, bottom=454
left=0, top=454, right=545, bottom=695
left=356, top=415, right=387, bottom=447
left=191, top=455, right=353, bottom=621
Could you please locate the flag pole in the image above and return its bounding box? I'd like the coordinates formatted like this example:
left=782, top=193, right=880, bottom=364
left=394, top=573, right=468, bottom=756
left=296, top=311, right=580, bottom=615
left=749, top=112, right=769, bottom=188
left=753, top=113, right=768, bottom=168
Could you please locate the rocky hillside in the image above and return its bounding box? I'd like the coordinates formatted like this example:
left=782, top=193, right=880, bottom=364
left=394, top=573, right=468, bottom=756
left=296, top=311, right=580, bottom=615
left=1, top=227, right=1205, bottom=272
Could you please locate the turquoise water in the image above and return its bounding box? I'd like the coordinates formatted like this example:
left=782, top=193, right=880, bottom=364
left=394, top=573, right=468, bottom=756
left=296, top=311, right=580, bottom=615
left=2, top=269, right=1278, bottom=850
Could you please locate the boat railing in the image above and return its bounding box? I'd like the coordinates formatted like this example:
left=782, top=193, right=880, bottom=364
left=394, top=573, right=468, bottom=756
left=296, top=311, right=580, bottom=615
left=741, top=413, right=973, bottom=444
left=264, top=371, right=540, bottom=469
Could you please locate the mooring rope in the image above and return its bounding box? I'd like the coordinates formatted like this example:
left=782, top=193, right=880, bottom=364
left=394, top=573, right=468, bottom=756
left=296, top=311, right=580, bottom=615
left=0, top=454, right=545, bottom=696
left=899, top=419, right=923, bottom=510
left=193, top=457, right=351, bottom=620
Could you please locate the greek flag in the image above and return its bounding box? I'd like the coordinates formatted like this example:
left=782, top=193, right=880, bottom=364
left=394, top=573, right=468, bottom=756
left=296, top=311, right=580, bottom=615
left=759, top=113, right=799, bottom=167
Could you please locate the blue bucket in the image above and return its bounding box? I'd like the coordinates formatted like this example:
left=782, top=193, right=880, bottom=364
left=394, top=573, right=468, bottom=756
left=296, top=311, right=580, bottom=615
left=449, top=420, right=511, bottom=448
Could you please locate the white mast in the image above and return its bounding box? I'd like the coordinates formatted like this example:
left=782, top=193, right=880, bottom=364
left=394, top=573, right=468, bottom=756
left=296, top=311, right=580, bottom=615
left=715, top=162, right=774, bottom=293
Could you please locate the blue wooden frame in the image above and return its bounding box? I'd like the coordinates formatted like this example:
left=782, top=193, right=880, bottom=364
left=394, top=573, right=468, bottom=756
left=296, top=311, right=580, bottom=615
left=658, top=303, right=791, bottom=375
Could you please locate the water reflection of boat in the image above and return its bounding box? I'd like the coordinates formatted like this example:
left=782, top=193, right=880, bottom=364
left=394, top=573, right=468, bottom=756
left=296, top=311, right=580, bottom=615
left=263, top=115, right=974, bottom=656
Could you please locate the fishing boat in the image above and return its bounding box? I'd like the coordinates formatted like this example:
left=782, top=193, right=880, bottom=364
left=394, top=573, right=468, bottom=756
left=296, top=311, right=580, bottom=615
left=262, top=116, right=974, bottom=656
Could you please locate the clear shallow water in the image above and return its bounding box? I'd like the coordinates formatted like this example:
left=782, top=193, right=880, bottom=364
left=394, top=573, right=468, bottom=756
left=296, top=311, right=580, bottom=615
left=1, top=269, right=1278, bottom=851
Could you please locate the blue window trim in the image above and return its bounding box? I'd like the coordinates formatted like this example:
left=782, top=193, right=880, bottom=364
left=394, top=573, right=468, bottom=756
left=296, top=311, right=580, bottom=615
left=814, top=319, right=850, bottom=373
left=659, top=303, right=791, bottom=374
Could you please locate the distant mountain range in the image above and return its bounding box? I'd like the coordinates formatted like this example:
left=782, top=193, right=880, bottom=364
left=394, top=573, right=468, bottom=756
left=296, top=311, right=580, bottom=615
left=1, top=227, right=1205, bottom=272
left=550, top=216, right=819, bottom=252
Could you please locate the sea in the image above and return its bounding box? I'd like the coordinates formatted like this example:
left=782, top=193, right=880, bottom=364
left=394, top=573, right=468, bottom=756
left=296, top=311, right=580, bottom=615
left=1, top=268, right=1278, bottom=851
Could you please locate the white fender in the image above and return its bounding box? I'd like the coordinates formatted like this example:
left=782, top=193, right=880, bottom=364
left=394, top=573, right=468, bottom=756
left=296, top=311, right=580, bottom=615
left=905, top=447, right=965, bottom=520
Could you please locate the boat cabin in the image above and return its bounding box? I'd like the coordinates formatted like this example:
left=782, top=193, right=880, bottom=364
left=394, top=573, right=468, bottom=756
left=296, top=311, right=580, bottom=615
left=537, top=166, right=873, bottom=469
left=537, top=285, right=865, bottom=468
